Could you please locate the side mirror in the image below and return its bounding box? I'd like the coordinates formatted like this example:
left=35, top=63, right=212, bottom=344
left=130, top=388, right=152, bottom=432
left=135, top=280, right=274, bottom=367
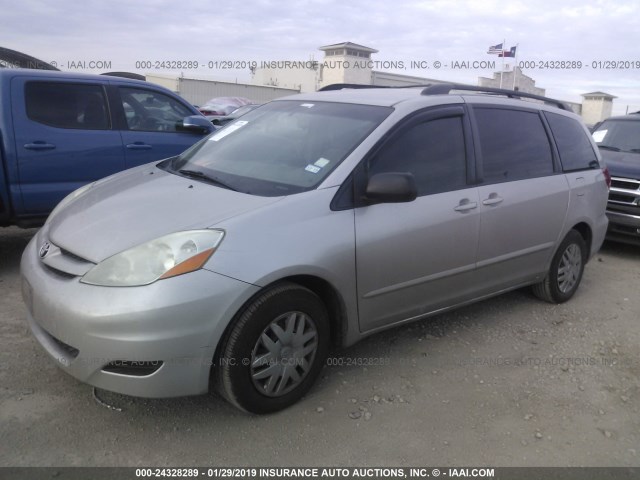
left=365, top=172, right=417, bottom=204
left=178, top=115, right=215, bottom=134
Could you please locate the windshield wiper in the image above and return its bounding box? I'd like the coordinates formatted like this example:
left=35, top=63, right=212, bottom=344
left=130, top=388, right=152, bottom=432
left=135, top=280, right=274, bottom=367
left=597, top=145, right=621, bottom=151
left=178, top=169, right=238, bottom=191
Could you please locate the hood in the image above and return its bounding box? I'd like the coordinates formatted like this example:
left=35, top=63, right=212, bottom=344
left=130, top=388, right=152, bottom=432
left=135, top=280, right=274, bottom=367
left=47, top=164, right=282, bottom=263
left=599, top=150, right=640, bottom=180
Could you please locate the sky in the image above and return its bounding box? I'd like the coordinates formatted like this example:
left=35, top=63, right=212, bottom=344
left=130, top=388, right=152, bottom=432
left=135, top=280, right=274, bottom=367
left=1, top=0, right=638, bottom=115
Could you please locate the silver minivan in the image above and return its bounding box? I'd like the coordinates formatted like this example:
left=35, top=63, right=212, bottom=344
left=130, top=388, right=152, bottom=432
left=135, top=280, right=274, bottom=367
left=21, top=84, right=610, bottom=413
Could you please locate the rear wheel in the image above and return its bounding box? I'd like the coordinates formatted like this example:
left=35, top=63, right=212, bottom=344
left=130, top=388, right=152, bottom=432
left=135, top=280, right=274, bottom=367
left=216, top=283, right=329, bottom=414
left=532, top=230, right=587, bottom=303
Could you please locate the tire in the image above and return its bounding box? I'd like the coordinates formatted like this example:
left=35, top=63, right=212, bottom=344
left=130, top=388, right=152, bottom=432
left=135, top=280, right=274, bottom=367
left=215, top=283, right=329, bottom=414
left=532, top=230, right=587, bottom=304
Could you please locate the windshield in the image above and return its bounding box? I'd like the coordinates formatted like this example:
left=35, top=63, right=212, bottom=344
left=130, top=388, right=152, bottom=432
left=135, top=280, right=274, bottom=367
left=166, top=100, right=392, bottom=196
left=592, top=119, right=640, bottom=153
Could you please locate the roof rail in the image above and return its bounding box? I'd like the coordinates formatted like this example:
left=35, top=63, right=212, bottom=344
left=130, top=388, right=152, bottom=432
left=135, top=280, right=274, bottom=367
left=318, top=83, right=390, bottom=91
left=421, top=83, right=571, bottom=111
left=318, top=82, right=439, bottom=92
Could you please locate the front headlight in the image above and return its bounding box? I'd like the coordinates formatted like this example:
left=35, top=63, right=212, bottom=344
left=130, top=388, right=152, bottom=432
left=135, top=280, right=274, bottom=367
left=81, top=230, right=224, bottom=287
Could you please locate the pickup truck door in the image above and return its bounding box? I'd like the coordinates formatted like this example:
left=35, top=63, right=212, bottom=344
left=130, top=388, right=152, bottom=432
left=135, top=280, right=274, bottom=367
left=11, top=76, right=124, bottom=215
left=113, top=86, right=208, bottom=167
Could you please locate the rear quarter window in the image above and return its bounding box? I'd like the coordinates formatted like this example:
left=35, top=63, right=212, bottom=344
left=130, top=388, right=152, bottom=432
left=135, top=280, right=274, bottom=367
left=545, top=112, right=599, bottom=171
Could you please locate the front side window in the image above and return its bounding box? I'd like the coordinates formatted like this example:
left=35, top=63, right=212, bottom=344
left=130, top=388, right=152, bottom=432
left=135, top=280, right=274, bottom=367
left=474, top=108, right=554, bottom=183
left=369, top=116, right=467, bottom=196
left=25, top=82, right=109, bottom=130
left=546, top=112, right=600, bottom=171
left=119, top=87, right=193, bottom=132
left=167, top=101, right=392, bottom=196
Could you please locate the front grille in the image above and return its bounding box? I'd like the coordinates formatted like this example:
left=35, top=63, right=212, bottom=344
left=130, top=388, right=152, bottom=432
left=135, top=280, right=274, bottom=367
left=102, top=361, right=164, bottom=377
left=611, top=179, right=640, bottom=190
left=43, top=264, right=77, bottom=279
left=610, top=224, right=640, bottom=235
left=608, top=177, right=640, bottom=210
left=607, top=203, right=640, bottom=216
left=39, top=239, right=94, bottom=277
left=609, top=193, right=636, bottom=204
left=59, top=247, right=90, bottom=263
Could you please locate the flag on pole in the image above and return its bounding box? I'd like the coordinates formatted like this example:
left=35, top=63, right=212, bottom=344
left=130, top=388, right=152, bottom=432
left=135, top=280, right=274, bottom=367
left=499, top=46, right=517, bottom=58
left=487, top=43, right=504, bottom=54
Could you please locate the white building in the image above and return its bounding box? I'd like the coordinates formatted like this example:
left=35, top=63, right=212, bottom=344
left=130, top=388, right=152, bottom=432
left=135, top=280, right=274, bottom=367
left=147, top=43, right=618, bottom=125
left=478, top=66, right=545, bottom=97
left=145, top=74, right=299, bottom=106
left=251, top=42, right=447, bottom=91
left=580, top=92, right=617, bottom=125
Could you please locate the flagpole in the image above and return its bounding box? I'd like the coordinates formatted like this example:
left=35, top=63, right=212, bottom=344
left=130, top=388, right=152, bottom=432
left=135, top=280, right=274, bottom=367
left=512, top=44, right=519, bottom=90
left=500, top=39, right=505, bottom=89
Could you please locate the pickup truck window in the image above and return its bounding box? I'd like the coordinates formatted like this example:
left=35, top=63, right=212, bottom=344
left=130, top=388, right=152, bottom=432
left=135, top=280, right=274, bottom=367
left=119, top=87, right=193, bottom=132
left=25, top=82, right=110, bottom=130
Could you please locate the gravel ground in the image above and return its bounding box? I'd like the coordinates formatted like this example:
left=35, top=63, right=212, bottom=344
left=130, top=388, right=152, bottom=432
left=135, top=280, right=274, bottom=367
left=1, top=226, right=638, bottom=467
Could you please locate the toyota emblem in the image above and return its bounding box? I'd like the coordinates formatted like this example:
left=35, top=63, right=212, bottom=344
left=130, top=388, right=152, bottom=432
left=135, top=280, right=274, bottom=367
left=39, top=242, right=51, bottom=259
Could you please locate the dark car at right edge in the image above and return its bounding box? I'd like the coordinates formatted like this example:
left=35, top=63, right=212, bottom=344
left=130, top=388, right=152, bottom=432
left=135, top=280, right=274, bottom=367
left=592, top=113, right=640, bottom=245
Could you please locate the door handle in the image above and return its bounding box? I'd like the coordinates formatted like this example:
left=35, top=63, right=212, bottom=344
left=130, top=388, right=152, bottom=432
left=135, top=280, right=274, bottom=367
left=575, top=177, right=586, bottom=196
left=482, top=194, right=504, bottom=206
left=126, top=143, right=152, bottom=150
left=24, top=142, right=55, bottom=150
left=454, top=199, right=478, bottom=212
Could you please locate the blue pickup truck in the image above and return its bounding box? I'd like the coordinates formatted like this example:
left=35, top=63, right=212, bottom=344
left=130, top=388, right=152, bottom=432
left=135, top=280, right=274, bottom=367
left=0, top=69, right=213, bottom=227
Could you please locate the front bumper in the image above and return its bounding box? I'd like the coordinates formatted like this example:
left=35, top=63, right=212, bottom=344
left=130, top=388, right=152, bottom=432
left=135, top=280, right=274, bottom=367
left=606, top=210, right=640, bottom=244
left=20, top=234, right=259, bottom=398
left=606, top=176, right=640, bottom=244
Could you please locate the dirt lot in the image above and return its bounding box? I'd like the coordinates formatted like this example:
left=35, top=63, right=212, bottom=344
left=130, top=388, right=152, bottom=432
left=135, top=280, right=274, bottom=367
left=1, top=226, right=639, bottom=467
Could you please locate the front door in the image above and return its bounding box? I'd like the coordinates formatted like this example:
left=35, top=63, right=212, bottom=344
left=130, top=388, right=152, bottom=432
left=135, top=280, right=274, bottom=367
left=116, top=86, right=206, bottom=167
left=355, top=107, right=481, bottom=332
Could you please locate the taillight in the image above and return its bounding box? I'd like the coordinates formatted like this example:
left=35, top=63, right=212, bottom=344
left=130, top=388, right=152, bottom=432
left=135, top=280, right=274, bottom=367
left=602, top=166, right=611, bottom=189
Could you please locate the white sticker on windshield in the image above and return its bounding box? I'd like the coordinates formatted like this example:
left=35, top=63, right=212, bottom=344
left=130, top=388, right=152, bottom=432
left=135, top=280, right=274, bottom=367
left=592, top=130, right=607, bottom=143
left=209, top=121, right=249, bottom=142
left=300, top=103, right=314, bottom=108
left=305, top=164, right=321, bottom=174
left=314, top=158, right=330, bottom=168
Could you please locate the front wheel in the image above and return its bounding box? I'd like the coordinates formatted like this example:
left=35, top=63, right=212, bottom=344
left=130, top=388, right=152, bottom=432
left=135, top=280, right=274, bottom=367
left=532, top=230, right=587, bottom=303
left=215, top=283, right=329, bottom=414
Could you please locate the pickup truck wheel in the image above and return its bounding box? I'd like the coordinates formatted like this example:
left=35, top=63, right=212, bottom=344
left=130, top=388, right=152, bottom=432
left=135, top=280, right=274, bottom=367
left=216, top=283, right=329, bottom=414
left=532, top=230, right=587, bottom=304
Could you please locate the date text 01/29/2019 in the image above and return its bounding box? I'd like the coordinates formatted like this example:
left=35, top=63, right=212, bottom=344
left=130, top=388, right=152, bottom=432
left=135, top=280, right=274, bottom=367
left=518, top=60, right=640, bottom=69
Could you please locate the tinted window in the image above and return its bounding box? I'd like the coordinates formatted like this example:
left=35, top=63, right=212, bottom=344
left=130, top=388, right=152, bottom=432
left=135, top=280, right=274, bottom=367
left=369, top=116, right=467, bottom=196
left=475, top=108, right=554, bottom=183
left=119, top=88, right=193, bottom=132
left=25, top=82, right=109, bottom=130
left=546, top=112, right=599, bottom=170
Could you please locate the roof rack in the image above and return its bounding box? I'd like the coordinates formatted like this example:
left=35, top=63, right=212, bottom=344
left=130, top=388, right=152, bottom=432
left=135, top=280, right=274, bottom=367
left=318, top=83, right=390, bottom=91
left=318, top=83, right=437, bottom=92
left=421, top=83, right=571, bottom=111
